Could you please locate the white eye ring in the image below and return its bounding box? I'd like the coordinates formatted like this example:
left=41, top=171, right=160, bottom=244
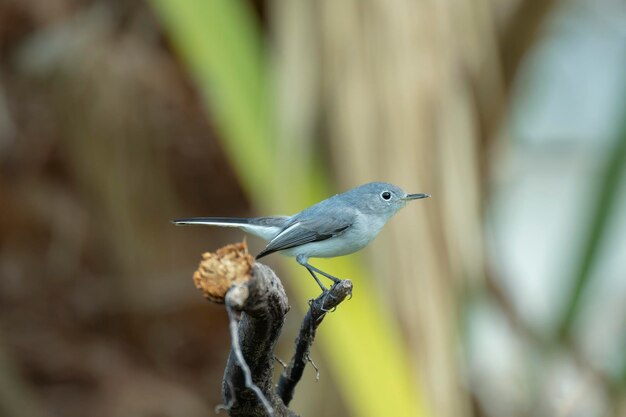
left=381, top=191, right=392, bottom=200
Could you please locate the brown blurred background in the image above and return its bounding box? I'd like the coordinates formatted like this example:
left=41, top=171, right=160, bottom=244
left=1, top=0, right=626, bottom=417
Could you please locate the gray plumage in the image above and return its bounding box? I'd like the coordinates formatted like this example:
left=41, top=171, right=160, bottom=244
left=173, top=182, right=429, bottom=289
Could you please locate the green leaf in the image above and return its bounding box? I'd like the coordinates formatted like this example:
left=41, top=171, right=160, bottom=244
left=558, top=99, right=626, bottom=340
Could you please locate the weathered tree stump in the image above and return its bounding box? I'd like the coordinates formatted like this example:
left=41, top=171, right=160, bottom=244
left=192, top=242, right=352, bottom=417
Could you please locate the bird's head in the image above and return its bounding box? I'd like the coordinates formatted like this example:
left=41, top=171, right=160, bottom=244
left=347, top=182, right=430, bottom=219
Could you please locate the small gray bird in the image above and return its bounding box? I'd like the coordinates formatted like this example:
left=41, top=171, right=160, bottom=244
left=173, top=182, right=429, bottom=290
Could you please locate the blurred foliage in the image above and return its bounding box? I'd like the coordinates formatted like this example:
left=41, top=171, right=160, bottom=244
left=0, top=0, right=625, bottom=417
left=151, top=0, right=275, bottom=206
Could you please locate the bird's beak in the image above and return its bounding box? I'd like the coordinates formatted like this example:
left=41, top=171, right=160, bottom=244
left=403, top=193, right=431, bottom=200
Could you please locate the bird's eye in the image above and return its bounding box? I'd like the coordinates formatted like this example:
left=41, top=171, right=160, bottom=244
left=381, top=191, right=392, bottom=200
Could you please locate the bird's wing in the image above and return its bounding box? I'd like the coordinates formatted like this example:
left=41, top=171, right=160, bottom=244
left=256, top=211, right=353, bottom=259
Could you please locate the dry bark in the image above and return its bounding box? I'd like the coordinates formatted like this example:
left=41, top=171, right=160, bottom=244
left=193, top=243, right=352, bottom=417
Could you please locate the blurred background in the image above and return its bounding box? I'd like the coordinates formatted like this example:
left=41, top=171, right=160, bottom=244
left=1, top=0, right=625, bottom=416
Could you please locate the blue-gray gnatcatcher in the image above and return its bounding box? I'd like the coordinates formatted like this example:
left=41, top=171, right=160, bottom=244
left=173, top=182, right=429, bottom=290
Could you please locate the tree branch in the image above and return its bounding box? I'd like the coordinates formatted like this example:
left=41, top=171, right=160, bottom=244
left=222, top=263, right=292, bottom=417
left=277, top=280, right=353, bottom=405
left=191, top=242, right=352, bottom=417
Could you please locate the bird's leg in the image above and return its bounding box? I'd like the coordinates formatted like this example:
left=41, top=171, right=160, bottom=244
left=304, top=266, right=328, bottom=291
left=296, top=255, right=342, bottom=292
left=303, top=262, right=342, bottom=284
